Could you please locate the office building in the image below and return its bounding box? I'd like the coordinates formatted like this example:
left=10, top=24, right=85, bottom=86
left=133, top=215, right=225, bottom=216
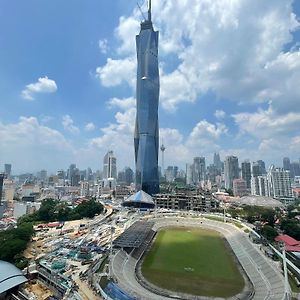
left=257, top=160, right=266, bottom=174
left=224, top=156, right=239, bottom=190
left=283, top=157, right=291, bottom=171
left=103, top=150, right=117, bottom=180
left=290, top=162, right=300, bottom=179
left=124, top=167, right=134, bottom=185
left=268, top=166, right=293, bottom=199
left=241, top=160, right=251, bottom=189
left=251, top=176, right=270, bottom=197
left=252, top=162, right=262, bottom=177
left=193, top=157, right=206, bottom=184
left=0, top=173, right=4, bottom=199
left=4, top=164, right=11, bottom=178
left=80, top=181, right=90, bottom=197
left=213, top=153, right=222, bottom=170
left=67, top=164, right=76, bottom=181
left=186, top=164, right=193, bottom=185
left=233, top=178, right=247, bottom=197
left=251, top=176, right=260, bottom=196
left=134, top=1, right=159, bottom=195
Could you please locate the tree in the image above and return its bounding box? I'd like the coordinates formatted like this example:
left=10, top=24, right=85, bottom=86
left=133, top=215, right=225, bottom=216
left=281, top=219, right=300, bottom=240
left=37, top=198, right=58, bottom=221
left=261, top=225, right=278, bottom=241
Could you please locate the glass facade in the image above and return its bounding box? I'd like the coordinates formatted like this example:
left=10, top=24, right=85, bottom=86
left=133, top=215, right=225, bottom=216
left=134, top=6, right=159, bottom=195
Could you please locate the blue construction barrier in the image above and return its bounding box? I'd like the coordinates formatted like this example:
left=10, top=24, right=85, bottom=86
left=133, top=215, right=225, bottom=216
left=104, top=281, right=136, bottom=300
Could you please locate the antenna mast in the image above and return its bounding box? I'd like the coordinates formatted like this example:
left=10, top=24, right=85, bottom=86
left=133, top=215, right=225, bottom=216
left=148, top=0, right=152, bottom=21
left=137, top=2, right=146, bottom=21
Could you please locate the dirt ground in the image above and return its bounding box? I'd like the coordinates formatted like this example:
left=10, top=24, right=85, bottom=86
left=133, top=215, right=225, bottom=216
left=24, top=281, right=53, bottom=300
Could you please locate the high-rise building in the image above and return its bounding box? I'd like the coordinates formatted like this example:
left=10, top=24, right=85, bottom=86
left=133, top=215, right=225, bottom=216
left=290, top=162, right=300, bottom=179
left=86, top=167, right=93, bottom=181
left=251, top=176, right=259, bottom=196
left=4, top=164, right=11, bottom=178
left=283, top=157, right=291, bottom=171
left=134, top=1, right=159, bottom=195
left=57, top=170, right=65, bottom=180
left=103, top=150, right=117, bottom=179
left=124, top=167, right=134, bottom=185
left=251, top=175, right=270, bottom=197
left=80, top=181, right=90, bottom=197
left=252, top=162, right=261, bottom=177
left=186, top=164, right=193, bottom=185
left=71, top=169, right=80, bottom=186
left=224, top=156, right=239, bottom=190
left=257, top=160, right=266, bottom=174
left=258, top=176, right=269, bottom=196
left=207, top=164, right=220, bottom=183
left=241, top=160, right=251, bottom=189
left=40, top=169, right=47, bottom=182
left=0, top=173, right=4, bottom=202
left=68, top=164, right=76, bottom=180
left=233, top=178, right=247, bottom=197
left=267, top=166, right=293, bottom=199
left=213, top=153, right=222, bottom=171
left=193, top=157, right=206, bottom=184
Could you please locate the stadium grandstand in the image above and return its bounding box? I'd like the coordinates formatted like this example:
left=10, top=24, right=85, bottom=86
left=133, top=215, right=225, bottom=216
left=113, top=221, right=156, bottom=258
left=0, top=260, right=28, bottom=299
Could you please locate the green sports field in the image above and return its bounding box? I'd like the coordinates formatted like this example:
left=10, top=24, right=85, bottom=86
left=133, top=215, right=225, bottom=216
left=141, top=227, right=244, bottom=297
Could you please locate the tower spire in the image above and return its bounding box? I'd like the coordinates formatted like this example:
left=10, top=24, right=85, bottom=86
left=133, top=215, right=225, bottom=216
left=148, top=0, right=152, bottom=21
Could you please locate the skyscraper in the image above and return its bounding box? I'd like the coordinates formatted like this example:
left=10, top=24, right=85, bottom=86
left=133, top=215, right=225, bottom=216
left=193, top=157, right=206, bottom=184
left=283, top=157, right=291, bottom=171
left=4, top=164, right=11, bottom=178
left=103, top=150, right=117, bottom=180
left=124, top=167, right=134, bottom=185
left=268, top=166, right=293, bottom=199
left=224, top=156, right=239, bottom=190
left=134, top=0, right=159, bottom=195
left=252, top=162, right=261, bottom=177
left=0, top=173, right=4, bottom=202
left=241, top=160, right=251, bottom=189
left=213, top=153, right=222, bottom=171
left=257, top=160, right=266, bottom=174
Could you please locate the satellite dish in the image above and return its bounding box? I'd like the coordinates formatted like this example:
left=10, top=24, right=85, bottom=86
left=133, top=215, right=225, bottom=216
left=142, top=76, right=147, bottom=80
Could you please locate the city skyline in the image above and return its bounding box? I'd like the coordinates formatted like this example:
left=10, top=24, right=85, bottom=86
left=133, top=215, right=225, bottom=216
left=1, top=0, right=300, bottom=173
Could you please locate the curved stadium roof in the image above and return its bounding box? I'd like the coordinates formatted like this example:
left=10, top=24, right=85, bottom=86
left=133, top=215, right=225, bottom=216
left=0, top=261, right=28, bottom=294
left=123, top=190, right=155, bottom=208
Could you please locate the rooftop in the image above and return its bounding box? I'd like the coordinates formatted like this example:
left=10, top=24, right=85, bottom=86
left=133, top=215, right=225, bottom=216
left=0, top=260, right=28, bottom=294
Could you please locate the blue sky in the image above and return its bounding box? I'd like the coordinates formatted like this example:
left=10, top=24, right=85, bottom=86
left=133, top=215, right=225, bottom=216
left=1, top=0, right=300, bottom=174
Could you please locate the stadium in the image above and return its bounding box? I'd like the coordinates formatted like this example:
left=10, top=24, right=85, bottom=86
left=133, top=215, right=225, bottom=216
left=107, top=212, right=286, bottom=300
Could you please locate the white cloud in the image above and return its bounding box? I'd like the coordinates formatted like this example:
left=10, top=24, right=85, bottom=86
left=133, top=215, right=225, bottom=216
left=22, top=76, right=57, bottom=100
left=233, top=105, right=300, bottom=139
left=85, top=122, right=96, bottom=131
left=107, top=97, right=135, bottom=110
left=95, top=57, right=136, bottom=87
left=214, top=110, right=226, bottom=120
left=0, top=117, right=73, bottom=172
left=115, top=16, right=140, bottom=55
left=96, top=0, right=300, bottom=113
left=62, top=115, right=80, bottom=134
left=89, top=107, right=136, bottom=166
left=98, top=39, right=109, bottom=54
left=188, top=120, right=227, bottom=142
